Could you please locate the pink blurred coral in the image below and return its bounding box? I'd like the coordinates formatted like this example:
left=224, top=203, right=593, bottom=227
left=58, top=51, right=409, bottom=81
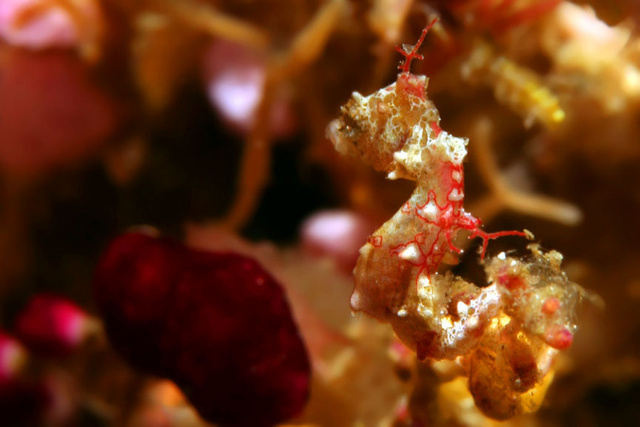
left=202, top=39, right=296, bottom=138
left=0, top=0, right=100, bottom=50
left=300, top=210, right=376, bottom=273
left=14, top=294, right=91, bottom=358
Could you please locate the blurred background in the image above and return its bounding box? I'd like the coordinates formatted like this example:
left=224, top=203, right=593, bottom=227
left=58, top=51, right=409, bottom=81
left=1, top=0, right=640, bottom=425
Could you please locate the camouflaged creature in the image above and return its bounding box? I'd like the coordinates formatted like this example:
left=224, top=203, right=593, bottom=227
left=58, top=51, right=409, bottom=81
left=327, top=21, right=586, bottom=420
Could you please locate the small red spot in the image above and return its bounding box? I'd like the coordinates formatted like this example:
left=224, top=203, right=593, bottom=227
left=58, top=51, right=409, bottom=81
left=542, top=297, right=560, bottom=315
left=429, top=121, right=442, bottom=137
left=368, top=235, right=383, bottom=248
left=401, top=202, right=411, bottom=214
left=544, top=325, right=573, bottom=350
left=496, top=272, right=526, bottom=291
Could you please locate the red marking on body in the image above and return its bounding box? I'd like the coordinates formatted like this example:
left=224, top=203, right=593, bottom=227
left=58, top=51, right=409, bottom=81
left=429, top=121, right=442, bottom=137
left=496, top=271, right=526, bottom=291
left=368, top=235, right=383, bottom=248
left=469, top=228, right=527, bottom=260
left=397, top=73, right=426, bottom=98
left=544, top=325, right=573, bottom=350
left=401, top=202, right=411, bottom=214
left=438, top=162, right=464, bottom=204
left=542, top=297, right=561, bottom=315
left=390, top=233, right=428, bottom=268
left=392, top=161, right=526, bottom=283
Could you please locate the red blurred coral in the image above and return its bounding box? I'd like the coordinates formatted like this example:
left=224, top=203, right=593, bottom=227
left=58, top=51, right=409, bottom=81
left=93, top=231, right=311, bottom=426
left=93, top=232, right=185, bottom=374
